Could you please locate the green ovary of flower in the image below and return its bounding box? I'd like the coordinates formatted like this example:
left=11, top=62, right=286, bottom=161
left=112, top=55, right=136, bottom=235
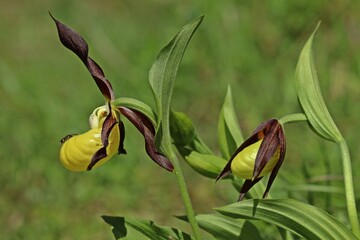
left=231, top=140, right=280, bottom=179
left=60, top=106, right=120, bottom=172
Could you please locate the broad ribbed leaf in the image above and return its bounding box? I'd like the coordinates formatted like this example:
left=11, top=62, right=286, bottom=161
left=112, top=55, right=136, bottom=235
left=148, top=16, right=204, bottom=152
left=295, top=23, right=342, bottom=143
left=102, top=216, right=193, bottom=240
left=196, top=214, right=262, bottom=240
left=218, top=86, right=244, bottom=159
left=216, top=199, right=357, bottom=240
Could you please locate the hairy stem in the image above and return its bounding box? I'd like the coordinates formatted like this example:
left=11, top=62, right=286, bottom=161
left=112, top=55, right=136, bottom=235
left=339, top=139, right=360, bottom=238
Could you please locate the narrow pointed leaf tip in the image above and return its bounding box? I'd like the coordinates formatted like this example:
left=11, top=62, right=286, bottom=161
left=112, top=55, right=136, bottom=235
left=149, top=15, right=204, bottom=111
left=295, top=22, right=342, bottom=143
left=50, top=12, right=114, bottom=101
left=148, top=15, right=204, bottom=139
left=218, top=86, right=244, bottom=159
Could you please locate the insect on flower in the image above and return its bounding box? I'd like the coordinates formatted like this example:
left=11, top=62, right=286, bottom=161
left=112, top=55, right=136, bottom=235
left=51, top=13, right=173, bottom=172
left=216, top=119, right=286, bottom=201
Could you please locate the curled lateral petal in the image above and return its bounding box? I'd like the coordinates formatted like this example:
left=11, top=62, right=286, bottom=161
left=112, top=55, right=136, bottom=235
left=238, top=177, right=263, bottom=201
left=50, top=13, right=114, bottom=101
left=119, top=107, right=174, bottom=172
left=262, top=125, right=286, bottom=198
left=87, top=108, right=119, bottom=170
left=252, top=120, right=280, bottom=180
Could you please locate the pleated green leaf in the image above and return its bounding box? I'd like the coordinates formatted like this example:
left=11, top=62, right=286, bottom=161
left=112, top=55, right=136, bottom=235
left=102, top=216, right=193, bottom=240
left=148, top=16, right=204, bottom=151
left=196, top=214, right=262, bottom=240
left=295, top=22, right=342, bottom=143
left=218, top=86, right=244, bottom=159
left=216, top=199, right=357, bottom=240
left=178, top=213, right=262, bottom=240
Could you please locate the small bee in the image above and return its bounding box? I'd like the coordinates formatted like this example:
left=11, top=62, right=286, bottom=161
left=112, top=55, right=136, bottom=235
left=60, top=134, right=76, bottom=144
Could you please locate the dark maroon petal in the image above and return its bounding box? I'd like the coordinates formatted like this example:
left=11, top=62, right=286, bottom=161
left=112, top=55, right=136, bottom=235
left=100, top=111, right=118, bottom=146
left=238, top=177, right=263, bottom=201
left=119, top=107, right=174, bottom=172
left=251, top=119, right=276, bottom=135
left=118, top=120, right=127, bottom=154
left=252, top=120, right=281, bottom=179
left=87, top=106, right=121, bottom=170
left=216, top=120, right=275, bottom=181
left=262, top=125, right=286, bottom=198
left=50, top=13, right=114, bottom=101
left=88, top=147, right=107, bottom=170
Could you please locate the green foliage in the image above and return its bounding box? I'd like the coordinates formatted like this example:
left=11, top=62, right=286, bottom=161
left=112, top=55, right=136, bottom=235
left=112, top=97, right=158, bottom=127
left=178, top=150, right=227, bottom=179
left=179, top=213, right=262, bottom=240
left=295, top=22, right=342, bottom=143
left=216, top=199, right=357, bottom=240
left=217, top=86, right=244, bottom=159
left=148, top=15, right=204, bottom=155
left=170, top=111, right=196, bottom=146
left=102, top=216, right=193, bottom=240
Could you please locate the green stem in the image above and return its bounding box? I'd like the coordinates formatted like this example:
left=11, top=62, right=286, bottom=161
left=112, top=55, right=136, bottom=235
left=339, top=139, right=360, bottom=238
left=168, top=150, right=203, bottom=239
left=280, top=113, right=360, bottom=237
left=162, top=116, right=202, bottom=239
left=279, top=113, right=307, bottom=125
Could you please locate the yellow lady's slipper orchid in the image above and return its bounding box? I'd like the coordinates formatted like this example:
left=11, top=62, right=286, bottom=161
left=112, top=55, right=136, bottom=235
left=230, top=139, right=280, bottom=179
left=217, top=119, right=286, bottom=201
left=51, top=14, right=173, bottom=172
left=60, top=106, right=120, bottom=172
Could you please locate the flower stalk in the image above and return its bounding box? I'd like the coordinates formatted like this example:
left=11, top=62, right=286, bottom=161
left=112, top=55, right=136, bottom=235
left=279, top=113, right=307, bottom=125
left=339, top=139, right=360, bottom=238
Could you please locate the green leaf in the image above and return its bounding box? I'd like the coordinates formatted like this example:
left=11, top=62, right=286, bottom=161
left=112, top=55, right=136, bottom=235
left=178, top=213, right=262, bottom=240
left=197, top=214, right=262, bottom=240
left=102, top=216, right=193, bottom=240
left=148, top=16, right=204, bottom=152
left=218, top=86, right=244, bottom=159
left=176, top=147, right=227, bottom=179
left=295, top=22, right=342, bottom=143
left=216, top=199, right=357, bottom=240
left=112, top=97, right=158, bottom=127
left=191, top=135, right=213, bottom=155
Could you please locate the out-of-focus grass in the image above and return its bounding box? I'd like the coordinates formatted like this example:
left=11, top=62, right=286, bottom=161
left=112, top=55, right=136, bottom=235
left=1, top=0, right=360, bottom=239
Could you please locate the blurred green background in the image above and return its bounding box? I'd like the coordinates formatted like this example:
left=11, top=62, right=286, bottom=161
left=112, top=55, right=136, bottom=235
left=1, top=0, right=360, bottom=239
